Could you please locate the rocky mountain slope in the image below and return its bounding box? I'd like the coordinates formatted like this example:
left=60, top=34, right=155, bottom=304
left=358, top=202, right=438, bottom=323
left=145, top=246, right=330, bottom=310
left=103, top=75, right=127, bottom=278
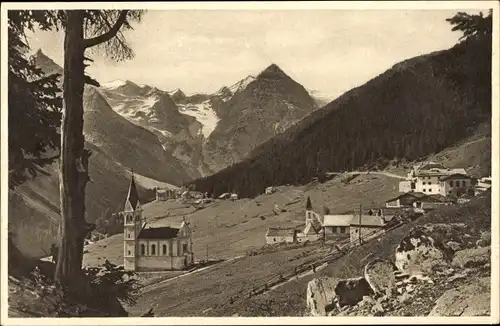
left=191, top=38, right=492, bottom=198
left=8, top=51, right=193, bottom=258
left=98, top=80, right=212, bottom=176
left=209, top=192, right=491, bottom=317
left=203, top=64, right=319, bottom=169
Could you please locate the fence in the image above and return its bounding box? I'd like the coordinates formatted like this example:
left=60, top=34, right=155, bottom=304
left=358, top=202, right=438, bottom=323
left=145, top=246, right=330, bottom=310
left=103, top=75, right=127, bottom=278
left=220, top=219, right=406, bottom=307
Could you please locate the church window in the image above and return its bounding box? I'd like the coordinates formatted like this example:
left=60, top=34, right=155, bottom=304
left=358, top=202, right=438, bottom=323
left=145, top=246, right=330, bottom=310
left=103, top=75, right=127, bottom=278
left=141, top=244, right=145, bottom=256
left=151, top=244, right=156, bottom=255
left=162, top=245, right=167, bottom=255
left=128, top=250, right=131, bottom=256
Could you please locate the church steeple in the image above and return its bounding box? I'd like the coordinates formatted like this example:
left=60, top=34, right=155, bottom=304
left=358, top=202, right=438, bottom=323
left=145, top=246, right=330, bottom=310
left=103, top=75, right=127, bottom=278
left=126, top=171, right=140, bottom=210
left=306, top=196, right=312, bottom=210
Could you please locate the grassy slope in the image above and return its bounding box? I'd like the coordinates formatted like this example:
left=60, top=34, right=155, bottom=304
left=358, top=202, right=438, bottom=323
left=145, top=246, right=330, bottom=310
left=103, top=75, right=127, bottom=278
left=216, top=193, right=491, bottom=317
left=81, top=133, right=490, bottom=316
left=83, top=173, right=401, bottom=267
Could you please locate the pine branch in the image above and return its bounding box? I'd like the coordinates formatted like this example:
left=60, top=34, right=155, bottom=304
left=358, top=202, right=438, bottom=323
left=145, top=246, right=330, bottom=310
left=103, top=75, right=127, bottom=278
left=84, top=74, right=100, bottom=87
left=83, top=10, right=129, bottom=48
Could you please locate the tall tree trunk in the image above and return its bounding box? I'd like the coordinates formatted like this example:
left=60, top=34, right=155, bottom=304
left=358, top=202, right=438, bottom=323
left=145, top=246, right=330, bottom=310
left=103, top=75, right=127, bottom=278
left=55, top=10, right=90, bottom=287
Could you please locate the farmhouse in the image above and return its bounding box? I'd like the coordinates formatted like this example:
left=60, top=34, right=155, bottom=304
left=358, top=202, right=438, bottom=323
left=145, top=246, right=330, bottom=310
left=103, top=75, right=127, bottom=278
left=265, top=228, right=297, bottom=244
left=349, top=213, right=386, bottom=243
left=322, top=214, right=351, bottom=240
left=438, top=174, right=474, bottom=197
left=399, top=161, right=472, bottom=196
left=474, top=176, right=492, bottom=195
left=155, top=188, right=180, bottom=201
left=121, top=174, right=194, bottom=271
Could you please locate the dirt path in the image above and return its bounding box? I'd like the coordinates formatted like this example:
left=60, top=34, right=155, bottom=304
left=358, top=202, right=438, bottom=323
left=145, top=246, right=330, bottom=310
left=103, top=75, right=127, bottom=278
left=326, top=171, right=406, bottom=180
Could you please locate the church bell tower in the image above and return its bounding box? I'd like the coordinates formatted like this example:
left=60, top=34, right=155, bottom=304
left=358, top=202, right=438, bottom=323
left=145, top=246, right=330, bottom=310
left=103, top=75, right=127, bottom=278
left=123, top=172, right=143, bottom=271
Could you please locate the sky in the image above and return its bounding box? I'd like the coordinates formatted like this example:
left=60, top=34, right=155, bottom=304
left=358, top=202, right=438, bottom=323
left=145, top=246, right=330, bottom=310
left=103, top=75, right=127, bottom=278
left=27, top=10, right=465, bottom=99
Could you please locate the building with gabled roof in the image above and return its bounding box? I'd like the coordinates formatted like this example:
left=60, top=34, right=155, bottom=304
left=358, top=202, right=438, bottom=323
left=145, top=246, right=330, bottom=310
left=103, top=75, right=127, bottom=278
left=121, top=173, right=194, bottom=271
left=349, top=213, right=386, bottom=243
left=265, top=227, right=297, bottom=244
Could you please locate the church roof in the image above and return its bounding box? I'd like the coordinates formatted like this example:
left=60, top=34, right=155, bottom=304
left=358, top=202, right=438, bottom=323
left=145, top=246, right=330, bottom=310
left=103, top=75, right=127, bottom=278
left=137, top=226, right=180, bottom=239
left=126, top=174, right=140, bottom=210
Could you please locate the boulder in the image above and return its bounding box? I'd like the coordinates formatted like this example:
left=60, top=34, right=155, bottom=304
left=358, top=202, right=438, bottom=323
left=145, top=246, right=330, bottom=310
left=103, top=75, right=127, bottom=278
left=452, top=247, right=491, bottom=269
left=395, top=224, right=463, bottom=275
left=364, top=259, right=398, bottom=296
left=306, top=277, right=338, bottom=316
left=335, top=277, right=374, bottom=307
left=428, top=277, right=490, bottom=316
left=446, top=241, right=462, bottom=251
left=479, top=230, right=491, bottom=246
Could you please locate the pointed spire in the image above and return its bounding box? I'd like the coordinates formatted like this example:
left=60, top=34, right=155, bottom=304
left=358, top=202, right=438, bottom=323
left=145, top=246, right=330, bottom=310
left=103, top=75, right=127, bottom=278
left=126, top=170, right=140, bottom=210
left=306, top=196, right=312, bottom=210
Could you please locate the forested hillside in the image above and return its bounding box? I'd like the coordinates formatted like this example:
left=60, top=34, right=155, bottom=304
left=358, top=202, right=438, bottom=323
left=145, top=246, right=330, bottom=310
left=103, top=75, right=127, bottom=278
left=190, top=36, right=491, bottom=198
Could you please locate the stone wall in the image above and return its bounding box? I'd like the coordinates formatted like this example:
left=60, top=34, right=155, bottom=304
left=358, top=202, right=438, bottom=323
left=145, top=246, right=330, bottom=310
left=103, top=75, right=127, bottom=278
left=137, top=255, right=189, bottom=271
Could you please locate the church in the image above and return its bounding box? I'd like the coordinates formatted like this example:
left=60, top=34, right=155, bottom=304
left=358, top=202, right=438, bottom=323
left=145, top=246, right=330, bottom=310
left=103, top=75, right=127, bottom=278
left=121, top=174, right=194, bottom=271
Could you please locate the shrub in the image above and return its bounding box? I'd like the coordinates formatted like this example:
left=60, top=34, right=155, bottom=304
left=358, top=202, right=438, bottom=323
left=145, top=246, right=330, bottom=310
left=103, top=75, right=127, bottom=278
left=82, top=260, right=139, bottom=306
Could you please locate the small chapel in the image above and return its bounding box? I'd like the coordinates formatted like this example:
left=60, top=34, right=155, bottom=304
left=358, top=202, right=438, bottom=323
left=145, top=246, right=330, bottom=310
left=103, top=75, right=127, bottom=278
left=121, top=173, right=194, bottom=271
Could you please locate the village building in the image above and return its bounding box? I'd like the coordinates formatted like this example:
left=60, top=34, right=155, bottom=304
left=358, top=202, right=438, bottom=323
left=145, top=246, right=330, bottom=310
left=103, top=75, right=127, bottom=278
left=474, top=176, right=492, bottom=195
left=349, top=213, right=386, bottom=243
left=297, top=197, right=323, bottom=242
left=122, top=174, right=194, bottom=271
left=265, top=186, right=276, bottom=195
left=265, top=197, right=323, bottom=245
left=438, top=174, right=474, bottom=197
left=265, top=228, right=297, bottom=244
left=155, top=188, right=180, bottom=201
left=385, top=192, right=453, bottom=212
left=398, top=161, right=472, bottom=197
left=322, top=214, right=351, bottom=240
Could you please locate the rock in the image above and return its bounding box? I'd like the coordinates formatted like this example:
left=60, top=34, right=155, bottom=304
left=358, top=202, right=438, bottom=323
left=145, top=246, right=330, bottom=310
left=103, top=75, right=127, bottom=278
left=476, top=239, right=487, bottom=247
left=371, top=300, right=384, bottom=316
left=428, top=277, right=490, bottom=316
left=446, top=241, right=462, bottom=251
left=405, top=284, right=415, bottom=294
left=395, top=225, right=458, bottom=276
left=480, top=230, right=491, bottom=243
left=306, top=277, right=338, bottom=316
left=364, top=259, right=398, bottom=296
left=452, top=247, right=490, bottom=269
left=398, top=292, right=411, bottom=303
left=447, top=272, right=467, bottom=283
left=357, top=295, right=374, bottom=308
left=335, top=277, right=374, bottom=307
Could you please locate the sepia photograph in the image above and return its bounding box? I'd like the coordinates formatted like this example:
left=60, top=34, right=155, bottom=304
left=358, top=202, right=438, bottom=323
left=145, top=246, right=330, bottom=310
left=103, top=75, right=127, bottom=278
left=1, top=1, right=498, bottom=324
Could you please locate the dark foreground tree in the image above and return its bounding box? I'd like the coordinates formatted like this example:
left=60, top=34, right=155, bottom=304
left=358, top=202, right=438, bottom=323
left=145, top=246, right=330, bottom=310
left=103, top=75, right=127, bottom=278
left=56, top=9, right=144, bottom=288
left=8, top=11, right=63, bottom=189
left=446, top=10, right=492, bottom=44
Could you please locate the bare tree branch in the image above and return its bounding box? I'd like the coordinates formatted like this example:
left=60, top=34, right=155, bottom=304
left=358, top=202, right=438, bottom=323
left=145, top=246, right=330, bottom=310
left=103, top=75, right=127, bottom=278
left=83, top=10, right=129, bottom=48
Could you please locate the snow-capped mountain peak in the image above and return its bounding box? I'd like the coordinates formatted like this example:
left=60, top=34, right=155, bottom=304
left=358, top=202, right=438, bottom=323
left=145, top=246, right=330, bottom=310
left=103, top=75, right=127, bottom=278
left=100, top=80, right=128, bottom=89
left=214, top=75, right=256, bottom=102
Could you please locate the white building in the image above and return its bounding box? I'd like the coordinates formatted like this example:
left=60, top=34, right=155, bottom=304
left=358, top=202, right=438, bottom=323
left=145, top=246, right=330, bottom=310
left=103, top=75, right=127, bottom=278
left=399, top=161, right=472, bottom=197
